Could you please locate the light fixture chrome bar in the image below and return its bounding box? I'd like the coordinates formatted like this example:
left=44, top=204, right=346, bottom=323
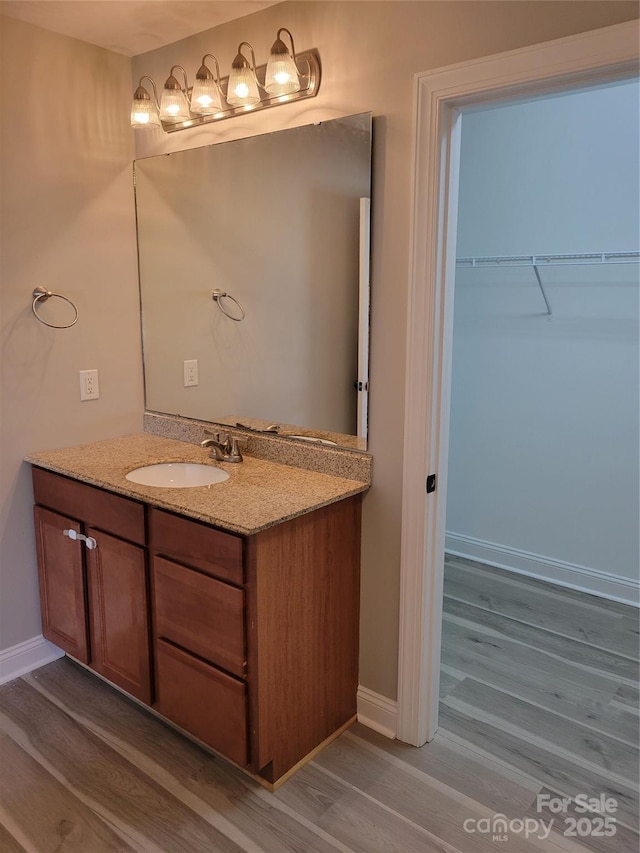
left=161, top=48, right=321, bottom=133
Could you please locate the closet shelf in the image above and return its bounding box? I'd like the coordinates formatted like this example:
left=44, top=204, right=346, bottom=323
left=456, top=251, right=640, bottom=268
left=455, top=252, right=639, bottom=317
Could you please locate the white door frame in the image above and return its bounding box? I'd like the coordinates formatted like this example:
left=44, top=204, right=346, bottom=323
left=397, top=20, right=639, bottom=746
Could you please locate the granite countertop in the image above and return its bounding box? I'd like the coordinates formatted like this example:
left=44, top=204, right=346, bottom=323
left=26, top=433, right=369, bottom=536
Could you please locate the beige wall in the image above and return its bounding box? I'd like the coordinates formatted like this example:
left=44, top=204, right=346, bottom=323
left=132, top=1, right=639, bottom=700
left=0, top=17, right=144, bottom=649
left=0, top=3, right=636, bottom=702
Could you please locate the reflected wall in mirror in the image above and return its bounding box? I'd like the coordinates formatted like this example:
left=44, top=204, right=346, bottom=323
left=134, top=113, right=372, bottom=450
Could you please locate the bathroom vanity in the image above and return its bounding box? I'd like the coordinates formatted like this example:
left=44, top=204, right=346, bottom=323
left=28, top=433, right=370, bottom=787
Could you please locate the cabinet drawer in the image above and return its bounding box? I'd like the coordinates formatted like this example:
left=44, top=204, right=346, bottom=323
left=149, top=508, right=243, bottom=585
left=153, top=557, right=245, bottom=678
left=32, top=468, right=145, bottom=546
left=154, top=640, right=248, bottom=767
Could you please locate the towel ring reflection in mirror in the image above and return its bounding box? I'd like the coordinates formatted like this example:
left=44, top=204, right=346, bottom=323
left=32, top=286, right=79, bottom=329
left=212, top=288, right=245, bottom=321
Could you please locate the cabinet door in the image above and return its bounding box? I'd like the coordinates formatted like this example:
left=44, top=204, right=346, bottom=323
left=33, top=506, right=89, bottom=663
left=85, top=528, right=152, bottom=704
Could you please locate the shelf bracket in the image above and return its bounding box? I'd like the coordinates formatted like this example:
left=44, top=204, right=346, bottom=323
left=532, top=264, right=552, bottom=316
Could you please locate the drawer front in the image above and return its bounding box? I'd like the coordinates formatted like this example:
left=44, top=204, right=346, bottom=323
left=153, top=556, right=245, bottom=678
left=154, top=640, right=248, bottom=767
left=32, top=467, right=145, bottom=546
left=149, top=508, right=244, bottom=585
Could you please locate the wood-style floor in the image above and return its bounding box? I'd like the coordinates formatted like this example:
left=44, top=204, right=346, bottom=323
left=0, top=557, right=637, bottom=852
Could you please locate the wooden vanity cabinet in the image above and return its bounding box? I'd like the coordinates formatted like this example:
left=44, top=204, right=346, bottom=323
left=32, top=465, right=363, bottom=786
left=32, top=468, right=151, bottom=703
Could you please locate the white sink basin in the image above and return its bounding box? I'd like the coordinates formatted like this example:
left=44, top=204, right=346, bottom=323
left=125, top=463, right=230, bottom=488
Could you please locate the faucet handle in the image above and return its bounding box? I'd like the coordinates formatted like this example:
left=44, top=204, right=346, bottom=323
left=204, top=428, right=228, bottom=444
left=227, top=435, right=247, bottom=461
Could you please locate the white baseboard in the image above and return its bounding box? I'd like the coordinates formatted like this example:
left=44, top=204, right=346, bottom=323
left=357, top=685, right=397, bottom=739
left=446, top=532, right=639, bottom=607
left=0, top=635, right=64, bottom=685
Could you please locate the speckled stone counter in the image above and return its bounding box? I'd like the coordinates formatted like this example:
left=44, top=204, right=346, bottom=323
left=143, top=412, right=373, bottom=483
left=26, top=433, right=369, bottom=536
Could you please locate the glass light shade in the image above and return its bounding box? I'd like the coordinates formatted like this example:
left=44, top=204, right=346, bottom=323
left=130, top=86, right=161, bottom=130
left=265, top=50, right=300, bottom=96
left=227, top=62, right=260, bottom=106
left=190, top=77, right=222, bottom=114
left=160, top=86, right=190, bottom=121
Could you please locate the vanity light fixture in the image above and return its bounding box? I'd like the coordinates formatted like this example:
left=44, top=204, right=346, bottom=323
left=190, top=55, right=224, bottom=115
left=265, top=28, right=302, bottom=96
left=130, top=76, right=162, bottom=130
left=130, top=27, right=321, bottom=133
left=226, top=42, right=261, bottom=106
left=159, top=66, right=191, bottom=122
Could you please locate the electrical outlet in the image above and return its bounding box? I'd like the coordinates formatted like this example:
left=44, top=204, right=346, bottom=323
left=183, top=359, right=198, bottom=387
left=79, top=369, right=100, bottom=401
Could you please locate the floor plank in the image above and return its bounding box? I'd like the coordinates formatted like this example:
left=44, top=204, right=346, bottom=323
left=445, top=668, right=638, bottom=749
left=441, top=617, right=619, bottom=706
left=0, top=680, right=247, bottom=853
left=315, top=787, right=461, bottom=853
left=0, top=734, right=134, bottom=853
left=443, top=555, right=637, bottom=621
left=314, top=734, right=567, bottom=853
left=611, top=684, right=640, bottom=714
left=0, top=820, right=28, bottom=853
left=443, top=596, right=639, bottom=684
left=443, top=559, right=639, bottom=659
left=438, top=703, right=639, bottom=832
left=349, top=723, right=543, bottom=816
left=439, top=668, right=464, bottom=699
left=443, top=678, right=638, bottom=784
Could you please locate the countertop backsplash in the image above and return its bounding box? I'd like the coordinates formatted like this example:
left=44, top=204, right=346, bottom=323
left=143, top=411, right=373, bottom=484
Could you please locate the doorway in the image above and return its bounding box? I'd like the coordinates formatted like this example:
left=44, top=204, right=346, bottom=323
left=396, top=20, right=639, bottom=747
left=446, top=80, right=639, bottom=600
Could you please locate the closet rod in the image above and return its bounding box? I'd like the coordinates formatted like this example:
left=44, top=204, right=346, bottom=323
left=456, top=251, right=640, bottom=268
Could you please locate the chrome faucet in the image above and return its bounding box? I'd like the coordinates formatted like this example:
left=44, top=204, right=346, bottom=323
left=201, top=430, right=245, bottom=463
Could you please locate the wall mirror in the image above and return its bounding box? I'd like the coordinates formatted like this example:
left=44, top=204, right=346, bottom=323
left=134, top=112, right=372, bottom=451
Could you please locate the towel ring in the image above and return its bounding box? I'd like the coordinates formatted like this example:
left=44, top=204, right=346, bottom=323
left=212, top=288, right=245, bottom=321
left=32, top=286, right=79, bottom=329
